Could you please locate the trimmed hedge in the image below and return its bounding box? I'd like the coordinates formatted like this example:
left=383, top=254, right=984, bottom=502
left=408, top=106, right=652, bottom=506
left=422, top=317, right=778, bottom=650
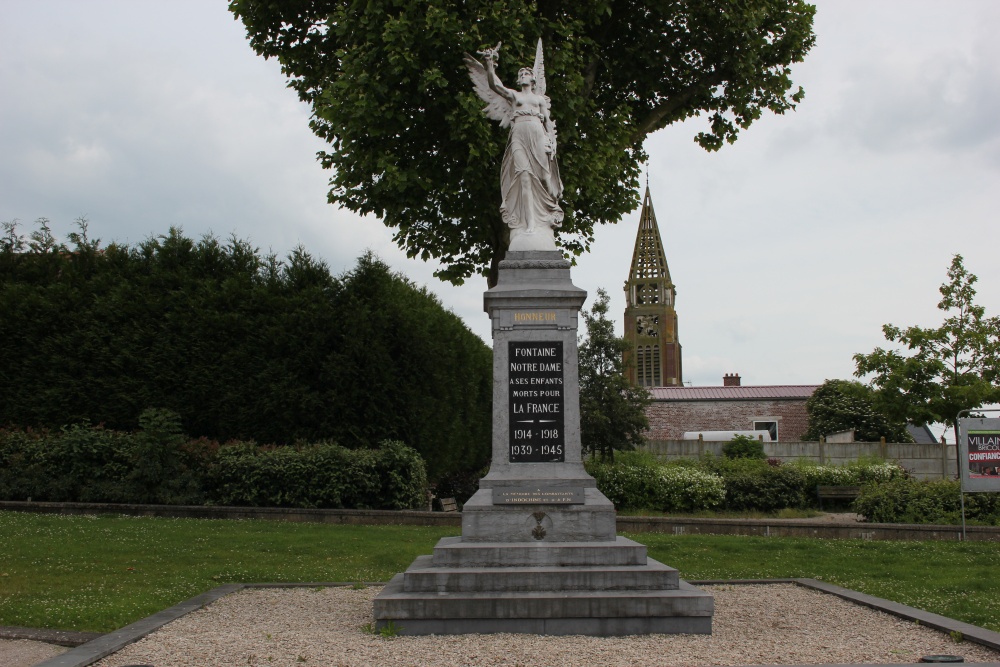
left=0, top=412, right=203, bottom=505
left=0, top=417, right=428, bottom=510
left=854, top=478, right=1000, bottom=525
left=711, top=459, right=809, bottom=512
left=588, top=462, right=725, bottom=513
left=587, top=452, right=910, bottom=514
left=208, top=440, right=426, bottom=510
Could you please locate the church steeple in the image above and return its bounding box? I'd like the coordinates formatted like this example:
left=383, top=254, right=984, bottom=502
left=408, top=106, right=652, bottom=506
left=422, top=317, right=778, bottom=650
left=624, top=187, right=682, bottom=387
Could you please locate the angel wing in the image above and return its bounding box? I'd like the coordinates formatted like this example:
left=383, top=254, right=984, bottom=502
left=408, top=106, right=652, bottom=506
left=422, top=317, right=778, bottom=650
left=464, top=53, right=514, bottom=128
left=531, top=39, right=558, bottom=157
left=532, top=38, right=546, bottom=97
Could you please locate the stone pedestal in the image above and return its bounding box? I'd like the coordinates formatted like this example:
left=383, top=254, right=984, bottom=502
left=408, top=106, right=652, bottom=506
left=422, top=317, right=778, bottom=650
left=372, top=251, right=713, bottom=636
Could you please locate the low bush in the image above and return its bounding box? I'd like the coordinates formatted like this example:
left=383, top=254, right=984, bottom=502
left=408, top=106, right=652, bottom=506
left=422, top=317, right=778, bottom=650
left=207, top=440, right=426, bottom=510
left=0, top=419, right=428, bottom=510
left=722, top=435, right=766, bottom=460
left=707, top=457, right=809, bottom=511
left=607, top=454, right=911, bottom=514
left=587, top=454, right=724, bottom=512
left=791, top=459, right=907, bottom=489
left=0, top=414, right=202, bottom=505
left=854, top=478, right=1000, bottom=525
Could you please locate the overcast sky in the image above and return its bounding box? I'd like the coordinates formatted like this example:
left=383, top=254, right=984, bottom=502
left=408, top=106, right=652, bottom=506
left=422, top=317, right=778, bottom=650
left=2, top=1, right=998, bottom=441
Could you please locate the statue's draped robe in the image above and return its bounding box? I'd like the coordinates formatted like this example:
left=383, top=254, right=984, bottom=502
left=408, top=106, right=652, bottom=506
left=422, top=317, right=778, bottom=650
left=500, top=111, right=563, bottom=231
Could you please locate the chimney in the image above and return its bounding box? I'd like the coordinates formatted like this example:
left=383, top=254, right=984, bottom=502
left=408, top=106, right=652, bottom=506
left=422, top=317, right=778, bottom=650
left=723, top=373, right=741, bottom=387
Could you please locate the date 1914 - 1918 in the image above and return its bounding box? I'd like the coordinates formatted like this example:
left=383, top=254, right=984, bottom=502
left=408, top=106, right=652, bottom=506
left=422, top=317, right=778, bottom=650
left=508, top=341, right=565, bottom=463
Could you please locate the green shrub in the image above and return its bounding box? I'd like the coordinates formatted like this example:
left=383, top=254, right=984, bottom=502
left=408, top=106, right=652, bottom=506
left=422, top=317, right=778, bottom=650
left=207, top=440, right=427, bottom=510
left=854, top=478, right=1000, bottom=525
left=587, top=457, right=724, bottom=512
left=0, top=424, right=135, bottom=503
left=0, top=422, right=427, bottom=510
left=791, top=459, right=907, bottom=489
left=669, top=454, right=908, bottom=512
left=714, top=459, right=809, bottom=511
left=722, top=435, right=766, bottom=460
left=127, top=408, right=204, bottom=505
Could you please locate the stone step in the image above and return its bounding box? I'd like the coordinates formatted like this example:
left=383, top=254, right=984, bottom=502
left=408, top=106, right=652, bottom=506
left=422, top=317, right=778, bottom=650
left=375, top=614, right=712, bottom=636
left=431, top=535, right=647, bottom=568
left=373, top=574, right=714, bottom=634
left=401, top=554, right=679, bottom=592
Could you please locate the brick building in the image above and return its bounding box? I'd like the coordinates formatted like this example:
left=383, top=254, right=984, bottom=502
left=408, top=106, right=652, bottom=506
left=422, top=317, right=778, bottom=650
left=644, top=374, right=820, bottom=442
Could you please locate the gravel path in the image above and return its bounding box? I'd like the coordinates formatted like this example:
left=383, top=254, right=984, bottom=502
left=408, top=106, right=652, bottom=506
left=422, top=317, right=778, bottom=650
left=0, top=639, right=66, bottom=667
left=89, top=584, right=1000, bottom=666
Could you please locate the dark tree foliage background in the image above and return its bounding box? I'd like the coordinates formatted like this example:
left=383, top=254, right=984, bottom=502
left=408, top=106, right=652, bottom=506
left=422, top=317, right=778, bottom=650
left=803, top=379, right=912, bottom=443
left=578, top=288, right=650, bottom=462
left=0, top=218, right=492, bottom=481
left=229, top=0, right=816, bottom=286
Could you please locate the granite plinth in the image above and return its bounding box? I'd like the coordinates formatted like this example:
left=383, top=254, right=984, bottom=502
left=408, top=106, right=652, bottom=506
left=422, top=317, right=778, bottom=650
left=461, top=488, right=616, bottom=542
left=372, top=536, right=714, bottom=636
left=429, top=536, right=647, bottom=568
left=374, top=575, right=713, bottom=636
left=372, top=614, right=713, bottom=636
left=401, top=555, right=680, bottom=592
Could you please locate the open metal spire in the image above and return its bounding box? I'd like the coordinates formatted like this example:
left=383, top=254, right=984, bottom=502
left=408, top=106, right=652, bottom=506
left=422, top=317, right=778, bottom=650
left=628, top=186, right=672, bottom=284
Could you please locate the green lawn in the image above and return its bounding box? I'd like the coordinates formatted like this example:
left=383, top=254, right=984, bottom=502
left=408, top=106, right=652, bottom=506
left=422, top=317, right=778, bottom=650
left=1, top=511, right=998, bottom=634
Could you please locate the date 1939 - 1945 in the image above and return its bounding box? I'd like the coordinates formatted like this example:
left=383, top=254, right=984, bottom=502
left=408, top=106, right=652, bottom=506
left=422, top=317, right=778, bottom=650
left=511, top=444, right=563, bottom=457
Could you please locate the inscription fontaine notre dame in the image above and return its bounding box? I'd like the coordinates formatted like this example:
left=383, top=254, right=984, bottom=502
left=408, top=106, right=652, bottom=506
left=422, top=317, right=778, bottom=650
left=508, top=341, right=565, bottom=463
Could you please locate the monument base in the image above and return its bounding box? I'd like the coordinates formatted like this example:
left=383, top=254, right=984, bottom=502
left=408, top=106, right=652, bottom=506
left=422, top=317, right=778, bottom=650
left=461, top=487, right=617, bottom=542
left=372, top=535, right=713, bottom=636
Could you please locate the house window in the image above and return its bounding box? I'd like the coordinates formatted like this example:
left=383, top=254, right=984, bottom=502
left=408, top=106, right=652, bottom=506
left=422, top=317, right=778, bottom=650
left=753, top=420, right=779, bottom=442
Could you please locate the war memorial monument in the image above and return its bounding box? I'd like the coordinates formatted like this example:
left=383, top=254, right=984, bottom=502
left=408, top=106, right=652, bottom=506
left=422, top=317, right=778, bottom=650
left=373, top=40, right=714, bottom=635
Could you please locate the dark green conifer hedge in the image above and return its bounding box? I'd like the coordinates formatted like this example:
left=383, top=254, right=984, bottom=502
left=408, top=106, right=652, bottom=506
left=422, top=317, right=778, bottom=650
left=0, top=221, right=491, bottom=481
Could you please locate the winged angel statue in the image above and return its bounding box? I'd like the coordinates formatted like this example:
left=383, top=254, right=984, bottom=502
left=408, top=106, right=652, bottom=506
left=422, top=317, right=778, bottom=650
left=465, top=39, right=564, bottom=251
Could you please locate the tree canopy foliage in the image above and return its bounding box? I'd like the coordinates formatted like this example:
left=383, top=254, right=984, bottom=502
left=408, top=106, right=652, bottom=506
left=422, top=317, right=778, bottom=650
left=0, top=218, right=492, bottom=480
left=854, top=255, right=1000, bottom=441
left=229, top=0, right=816, bottom=285
left=578, top=288, right=650, bottom=462
left=803, top=379, right=912, bottom=443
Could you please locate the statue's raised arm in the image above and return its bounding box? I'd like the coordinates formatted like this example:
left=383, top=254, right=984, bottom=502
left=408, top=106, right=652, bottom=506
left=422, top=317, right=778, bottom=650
left=465, top=38, right=564, bottom=252
left=464, top=44, right=514, bottom=127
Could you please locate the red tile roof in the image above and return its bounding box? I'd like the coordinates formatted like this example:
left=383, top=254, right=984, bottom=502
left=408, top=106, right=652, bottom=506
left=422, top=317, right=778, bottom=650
left=648, top=385, right=820, bottom=401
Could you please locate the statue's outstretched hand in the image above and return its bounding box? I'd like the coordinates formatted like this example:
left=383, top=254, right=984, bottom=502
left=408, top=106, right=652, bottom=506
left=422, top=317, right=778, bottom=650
left=477, top=42, right=502, bottom=65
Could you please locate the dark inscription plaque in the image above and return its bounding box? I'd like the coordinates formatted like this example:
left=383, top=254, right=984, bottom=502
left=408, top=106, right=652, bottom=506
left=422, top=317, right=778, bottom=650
left=508, top=341, right=565, bottom=463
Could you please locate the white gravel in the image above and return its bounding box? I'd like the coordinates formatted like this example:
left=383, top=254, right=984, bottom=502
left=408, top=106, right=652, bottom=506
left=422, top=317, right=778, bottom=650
left=0, top=639, right=66, bottom=667
left=89, top=584, right=1000, bottom=666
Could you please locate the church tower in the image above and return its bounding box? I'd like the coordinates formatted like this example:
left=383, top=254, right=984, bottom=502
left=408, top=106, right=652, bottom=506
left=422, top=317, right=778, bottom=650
left=624, top=186, right=682, bottom=387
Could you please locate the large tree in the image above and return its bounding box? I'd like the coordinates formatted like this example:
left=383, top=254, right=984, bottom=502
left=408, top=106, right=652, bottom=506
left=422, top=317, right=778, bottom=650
left=578, top=288, right=651, bottom=462
left=803, top=379, right=912, bottom=443
left=854, top=255, right=1000, bottom=443
left=230, top=0, right=816, bottom=286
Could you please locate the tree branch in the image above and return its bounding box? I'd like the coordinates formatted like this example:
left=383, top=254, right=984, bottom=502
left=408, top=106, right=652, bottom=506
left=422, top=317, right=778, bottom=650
left=633, top=72, right=725, bottom=141
left=582, top=57, right=600, bottom=100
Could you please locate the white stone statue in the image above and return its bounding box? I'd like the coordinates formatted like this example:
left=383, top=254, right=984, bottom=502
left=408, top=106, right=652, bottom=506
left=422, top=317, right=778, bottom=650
left=465, top=39, right=564, bottom=252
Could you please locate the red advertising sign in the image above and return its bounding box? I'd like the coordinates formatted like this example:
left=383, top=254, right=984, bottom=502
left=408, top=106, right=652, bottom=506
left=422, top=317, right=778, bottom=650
left=959, top=417, right=1000, bottom=493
